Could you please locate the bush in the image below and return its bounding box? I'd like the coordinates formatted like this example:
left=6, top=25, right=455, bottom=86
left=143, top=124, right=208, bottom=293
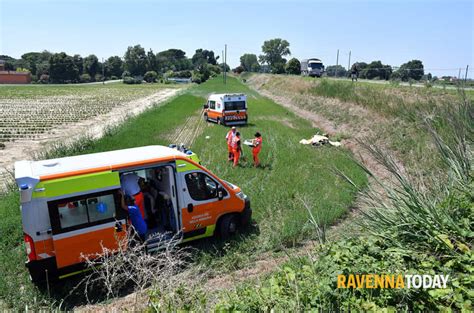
left=233, top=66, right=245, bottom=74
left=122, top=76, right=142, bottom=84
left=191, top=72, right=203, bottom=84
left=39, top=74, right=49, bottom=83
left=94, top=74, right=104, bottom=82
left=110, top=75, right=118, bottom=80
left=144, top=71, right=158, bottom=83
left=285, top=58, right=301, bottom=75
left=79, top=73, right=91, bottom=83
left=121, top=70, right=131, bottom=79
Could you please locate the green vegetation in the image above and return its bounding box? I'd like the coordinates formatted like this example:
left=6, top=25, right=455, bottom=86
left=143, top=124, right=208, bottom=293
left=149, top=76, right=473, bottom=311
left=0, top=76, right=366, bottom=309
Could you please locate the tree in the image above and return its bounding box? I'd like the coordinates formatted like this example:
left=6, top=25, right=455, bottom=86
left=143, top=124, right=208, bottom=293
left=124, top=45, right=147, bottom=76
left=259, top=38, right=291, bottom=73
left=73, top=54, right=84, bottom=75
left=146, top=49, right=158, bottom=72
left=326, top=65, right=347, bottom=77
left=395, top=60, right=424, bottom=81
left=49, top=52, right=79, bottom=83
left=192, top=49, right=218, bottom=67
left=105, top=56, right=123, bottom=78
left=240, top=54, right=260, bottom=72
left=286, top=58, right=301, bottom=75
left=84, top=54, right=99, bottom=79
left=362, top=61, right=392, bottom=80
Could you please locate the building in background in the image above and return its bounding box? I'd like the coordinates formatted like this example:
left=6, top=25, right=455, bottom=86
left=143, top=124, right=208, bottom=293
left=0, top=60, right=32, bottom=84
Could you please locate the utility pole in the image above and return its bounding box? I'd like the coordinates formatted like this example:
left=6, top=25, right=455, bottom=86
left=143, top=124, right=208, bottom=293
left=464, top=65, right=469, bottom=82
left=458, top=68, right=461, bottom=80
left=102, top=57, right=105, bottom=85
left=348, top=50, right=351, bottom=74
left=224, top=44, right=227, bottom=85
left=335, top=49, right=339, bottom=78
left=222, top=50, right=225, bottom=84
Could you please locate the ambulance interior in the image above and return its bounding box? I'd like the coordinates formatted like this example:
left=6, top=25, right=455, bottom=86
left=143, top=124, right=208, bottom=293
left=119, top=165, right=179, bottom=238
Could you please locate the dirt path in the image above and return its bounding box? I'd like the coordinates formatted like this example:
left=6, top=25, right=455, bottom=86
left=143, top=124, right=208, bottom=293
left=0, top=88, right=180, bottom=191
left=165, top=109, right=212, bottom=146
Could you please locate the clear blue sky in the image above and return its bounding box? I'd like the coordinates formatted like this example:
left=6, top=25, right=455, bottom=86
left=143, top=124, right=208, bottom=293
left=1, top=0, right=473, bottom=77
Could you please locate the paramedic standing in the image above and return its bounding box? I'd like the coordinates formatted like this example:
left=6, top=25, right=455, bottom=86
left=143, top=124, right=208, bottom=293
left=120, top=173, right=145, bottom=219
left=225, top=126, right=237, bottom=161
left=252, top=132, right=263, bottom=167
left=232, top=131, right=242, bottom=167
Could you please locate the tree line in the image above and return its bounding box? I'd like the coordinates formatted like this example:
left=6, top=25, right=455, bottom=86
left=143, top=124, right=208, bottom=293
left=1, top=38, right=430, bottom=84
left=235, top=38, right=428, bottom=82
left=0, top=45, right=224, bottom=84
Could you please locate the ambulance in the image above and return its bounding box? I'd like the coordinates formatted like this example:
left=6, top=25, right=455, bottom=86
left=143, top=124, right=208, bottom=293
left=15, top=145, right=251, bottom=283
left=203, top=93, right=248, bottom=126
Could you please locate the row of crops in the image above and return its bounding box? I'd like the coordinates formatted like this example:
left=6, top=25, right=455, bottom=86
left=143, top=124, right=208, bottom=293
left=0, top=84, right=175, bottom=143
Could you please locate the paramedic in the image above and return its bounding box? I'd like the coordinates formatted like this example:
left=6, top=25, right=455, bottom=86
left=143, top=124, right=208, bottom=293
left=121, top=173, right=145, bottom=219
left=252, top=132, right=263, bottom=167
left=225, top=126, right=237, bottom=161
left=231, top=132, right=242, bottom=167
left=120, top=193, right=147, bottom=242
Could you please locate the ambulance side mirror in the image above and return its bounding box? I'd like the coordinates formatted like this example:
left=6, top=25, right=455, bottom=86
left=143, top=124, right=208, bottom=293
left=217, top=187, right=224, bottom=201
left=203, top=104, right=209, bottom=109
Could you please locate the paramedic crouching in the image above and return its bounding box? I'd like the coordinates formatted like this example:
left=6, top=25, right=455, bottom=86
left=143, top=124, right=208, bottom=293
left=120, top=192, right=147, bottom=242
left=120, top=173, right=145, bottom=219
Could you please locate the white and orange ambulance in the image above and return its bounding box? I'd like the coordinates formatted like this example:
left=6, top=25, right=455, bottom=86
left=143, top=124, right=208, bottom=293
left=15, top=145, right=251, bottom=283
left=203, top=93, right=248, bottom=126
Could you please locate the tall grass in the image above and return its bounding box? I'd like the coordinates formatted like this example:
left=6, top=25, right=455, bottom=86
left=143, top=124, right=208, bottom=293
left=345, top=89, right=473, bottom=256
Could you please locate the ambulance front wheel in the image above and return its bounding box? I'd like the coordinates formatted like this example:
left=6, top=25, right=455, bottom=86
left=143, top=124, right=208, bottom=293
left=203, top=113, right=208, bottom=122
left=217, top=214, right=238, bottom=240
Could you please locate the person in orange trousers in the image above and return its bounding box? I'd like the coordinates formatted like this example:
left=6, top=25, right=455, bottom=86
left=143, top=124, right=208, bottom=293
left=231, top=132, right=242, bottom=167
left=252, top=132, right=262, bottom=167
left=225, top=126, right=237, bottom=162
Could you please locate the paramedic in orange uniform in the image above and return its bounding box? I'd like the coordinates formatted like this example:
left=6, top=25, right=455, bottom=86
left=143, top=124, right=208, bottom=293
left=225, top=126, right=237, bottom=161
left=252, top=132, right=262, bottom=167
left=232, top=132, right=242, bottom=167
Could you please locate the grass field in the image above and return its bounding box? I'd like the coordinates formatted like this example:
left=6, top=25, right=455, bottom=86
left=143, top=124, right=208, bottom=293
left=0, top=77, right=367, bottom=309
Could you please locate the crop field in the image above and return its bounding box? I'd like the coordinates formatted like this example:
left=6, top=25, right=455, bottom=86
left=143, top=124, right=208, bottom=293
left=0, top=75, right=471, bottom=311
left=0, top=83, right=182, bottom=190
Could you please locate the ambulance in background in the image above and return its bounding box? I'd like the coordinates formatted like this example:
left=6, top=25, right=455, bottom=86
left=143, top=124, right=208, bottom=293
left=301, top=58, right=325, bottom=77
left=15, top=145, right=251, bottom=283
left=203, top=93, right=248, bottom=126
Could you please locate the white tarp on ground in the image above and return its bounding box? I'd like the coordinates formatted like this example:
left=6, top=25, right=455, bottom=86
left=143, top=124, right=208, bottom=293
left=299, top=134, right=342, bottom=147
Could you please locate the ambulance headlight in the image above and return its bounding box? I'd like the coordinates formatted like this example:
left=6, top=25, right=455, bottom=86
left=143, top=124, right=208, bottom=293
left=236, top=191, right=247, bottom=200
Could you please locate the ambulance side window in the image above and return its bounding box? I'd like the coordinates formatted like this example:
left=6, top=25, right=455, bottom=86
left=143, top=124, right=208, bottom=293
left=209, top=100, right=216, bottom=110
left=185, top=172, right=218, bottom=201
left=48, top=190, right=124, bottom=234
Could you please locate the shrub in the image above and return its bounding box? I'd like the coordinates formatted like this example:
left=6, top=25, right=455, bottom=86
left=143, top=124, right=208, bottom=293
left=94, top=74, right=104, bottom=82
left=39, top=74, right=49, bottom=83
left=233, top=66, right=245, bottom=74
left=79, top=73, right=91, bottom=83
left=121, top=70, right=131, bottom=79
left=285, top=58, right=301, bottom=75
left=110, top=75, right=118, bottom=80
left=122, top=76, right=142, bottom=84
left=191, top=72, right=203, bottom=84
left=144, top=71, right=158, bottom=83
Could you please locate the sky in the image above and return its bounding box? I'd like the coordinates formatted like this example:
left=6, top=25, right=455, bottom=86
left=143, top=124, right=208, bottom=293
left=0, top=0, right=473, bottom=78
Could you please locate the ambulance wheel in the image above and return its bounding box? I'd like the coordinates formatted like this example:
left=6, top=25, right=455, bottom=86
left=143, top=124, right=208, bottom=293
left=203, top=114, right=208, bottom=122
left=217, top=117, right=224, bottom=126
left=218, top=214, right=238, bottom=239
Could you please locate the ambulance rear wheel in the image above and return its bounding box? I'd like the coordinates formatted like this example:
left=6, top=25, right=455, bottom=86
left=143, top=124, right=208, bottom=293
left=204, top=114, right=208, bottom=122
left=218, top=117, right=225, bottom=126
left=218, top=214, right=238, bottom=239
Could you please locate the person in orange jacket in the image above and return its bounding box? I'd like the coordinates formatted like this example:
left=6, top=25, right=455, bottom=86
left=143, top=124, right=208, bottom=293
left=225, top=126, right=237, bottom=162
left=252, top=132, right=262, bottom=167
left=231, top=131, right=242, bottom=167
